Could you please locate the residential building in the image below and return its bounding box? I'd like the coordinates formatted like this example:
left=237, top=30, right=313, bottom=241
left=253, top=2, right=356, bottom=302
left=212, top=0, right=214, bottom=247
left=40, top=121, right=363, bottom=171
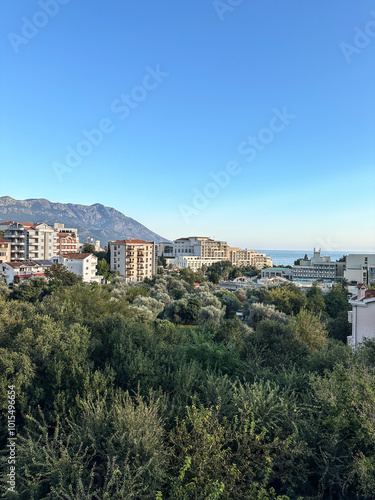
left=347, top=285, right=375, bottom=348
left=0, top=260, right=53, bottom=285
left=5, top=222, right=58, bottom=261
left=228, top=248, right=273, bottom=269
left=52, top=253, right=102, bottom=283
left=292, top=249, right=337, bottom=281
left=261, top=267, right=292, bottom=280
left=172, top=255, right=224, bottom=270
left=158, top=237, right=272, bottom=271
left=109, top=239, right=156, bottom=283
left=56, top=233, right=79, bottom=256
left=173, top=237, right=229, bottom=259
left=344, top=254, right=375, bottom=286
left=0, top=238, right=11, bottom=264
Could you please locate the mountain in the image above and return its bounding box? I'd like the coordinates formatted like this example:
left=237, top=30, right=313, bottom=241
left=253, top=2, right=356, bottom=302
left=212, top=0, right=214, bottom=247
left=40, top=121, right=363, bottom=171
left=0, top=196, right=169, bottom=245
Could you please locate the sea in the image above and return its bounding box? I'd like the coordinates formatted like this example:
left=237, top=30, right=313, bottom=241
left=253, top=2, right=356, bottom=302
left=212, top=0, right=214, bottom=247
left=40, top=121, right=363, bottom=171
left=255, top=250, right=369, bottom=267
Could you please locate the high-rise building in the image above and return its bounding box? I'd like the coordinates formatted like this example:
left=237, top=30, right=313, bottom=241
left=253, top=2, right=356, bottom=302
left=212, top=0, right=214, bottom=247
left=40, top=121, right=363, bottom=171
left=109, top=239, right=156, bottom=283
left=5, top=222, right=57, bottom=261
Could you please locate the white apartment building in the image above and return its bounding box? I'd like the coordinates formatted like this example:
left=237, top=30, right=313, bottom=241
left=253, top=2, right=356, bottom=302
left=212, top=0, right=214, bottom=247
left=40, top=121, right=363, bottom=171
left=52, top=253, right=102, bottom=283
left=344, top=254, right=375, bottom=286
left=347, top=285, right=375, bottom=348
left=172, top=255, right=225, bottom=270
left=292, top=249, right=337, bottom=281
left=0, top=260, right=53, bottom=285
left=109, top=239, right=156, bottom=283
left=5, top=222, right=58, bottom=261
left=261, top=267, right=292, bottom=280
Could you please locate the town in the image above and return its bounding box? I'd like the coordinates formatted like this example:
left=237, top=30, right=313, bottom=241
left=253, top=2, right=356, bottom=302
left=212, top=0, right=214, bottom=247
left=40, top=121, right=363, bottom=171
left=0, top=220, right=374, bottom=349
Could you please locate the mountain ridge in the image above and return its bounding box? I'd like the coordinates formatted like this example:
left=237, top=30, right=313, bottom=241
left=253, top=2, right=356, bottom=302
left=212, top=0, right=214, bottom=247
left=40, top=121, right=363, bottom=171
left=0, top=196, right=168, bottom=245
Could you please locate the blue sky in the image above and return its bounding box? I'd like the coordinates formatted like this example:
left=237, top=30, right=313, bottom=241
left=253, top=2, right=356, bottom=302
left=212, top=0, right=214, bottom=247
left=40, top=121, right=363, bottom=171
left=1, top=0, right=375, bottom=250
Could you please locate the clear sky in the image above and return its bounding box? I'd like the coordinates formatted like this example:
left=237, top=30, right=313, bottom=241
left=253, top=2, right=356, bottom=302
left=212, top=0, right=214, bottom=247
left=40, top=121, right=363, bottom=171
left=1, top=1, right=375, bottom=250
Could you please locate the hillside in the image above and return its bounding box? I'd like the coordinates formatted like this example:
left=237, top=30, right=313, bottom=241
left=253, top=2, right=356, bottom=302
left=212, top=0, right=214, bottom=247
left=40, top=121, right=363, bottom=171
left=0, top=196, right=168, bottom=244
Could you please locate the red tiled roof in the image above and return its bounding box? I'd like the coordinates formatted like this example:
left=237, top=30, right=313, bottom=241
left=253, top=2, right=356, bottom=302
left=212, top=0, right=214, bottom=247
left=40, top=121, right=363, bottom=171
left=0, top=221, right=14, bottom=225
left=63, top=253, right=95, bottom=260
left=365, top=289, right=375, bottom=300
left=0, top=238, right=10, bottom=244
left=4, top=261, right=39, bottom=269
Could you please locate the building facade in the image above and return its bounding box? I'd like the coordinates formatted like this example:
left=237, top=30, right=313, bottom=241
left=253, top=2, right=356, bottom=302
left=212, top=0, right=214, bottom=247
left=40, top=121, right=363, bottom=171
left=158, top=237, right=272, bottom=271
left=5, top=222, right=58, bottom=261
left=261, top=267, right=292, bottom=280
left=56, top=233, right=79, bottom=256
left=344, top=254, right=375, bottom=286
left=0, top=260, right=53, bottom=285
left=52, top=253, right=102, bottom=283
left=0, top=238, right=11, bottom=264
left=54, top=223, right=79, bottom=255
left=228, top=248, right=273, bottom=269
left=347, top=285, right=375, bottom=348
left=109, top=239, right=156, bottom=283
left=292, top=249, right=337, bottom=281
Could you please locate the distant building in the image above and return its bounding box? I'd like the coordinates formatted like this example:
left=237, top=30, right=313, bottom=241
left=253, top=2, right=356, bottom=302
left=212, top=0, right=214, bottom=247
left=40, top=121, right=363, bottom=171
left=174, top=237, right=229, bottom=259
left=86, top=236, right=101, bottom=252
left=261, top=267, right=292, bottom=280
left=5, top=222, right=57, bottom=261
left=0, top=260, right=53, bottom=285
left=109, top=239, right=156, bottom=283
left=292, top=249, right=337, bottom=281
left=344, top=254, right=375, bottom=286
left=54, top=223, right=80, bottom=255
left=172, top=255, right=224, bottom=270
left=158, top=237, right=272, bottom=271
left=228, top=248, right=273, bottom=269
left=52, top=253, right=102, bottom=283
left=348, top=285, right=375, bottom=348
left=0, top=238, right=11, bottom=264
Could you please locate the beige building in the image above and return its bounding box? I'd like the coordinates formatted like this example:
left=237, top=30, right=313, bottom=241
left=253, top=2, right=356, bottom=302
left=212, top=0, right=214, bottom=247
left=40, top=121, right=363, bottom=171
left=228, top=248, right=273, bottom=269
left=173, top=237, right=228, bottom=259
left=109, top=239, right=156, bottom=283
left=5, top=222, right=58, bottom=261
left=348, top=285, right=375, bottom=348
left=0, top=238, right=11, bottom=264
left=159, top=236, right=273, bottom=271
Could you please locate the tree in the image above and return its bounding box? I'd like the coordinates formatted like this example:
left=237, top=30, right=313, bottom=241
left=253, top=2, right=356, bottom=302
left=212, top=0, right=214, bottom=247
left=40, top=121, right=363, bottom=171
left=244, top=302, right=288, bottom=328
left=82, top=243, right=96, bottom=253
left=291, top=309, right=328, bottom=351
left=263, top=284, right=307, bottom=316
left=45, top=263, right=82, bottom=285
left=306, top=284, right=326, bottom=314
left=199, top=305, right=225, bottom=325
left=324, top=282, right=350, bottom=318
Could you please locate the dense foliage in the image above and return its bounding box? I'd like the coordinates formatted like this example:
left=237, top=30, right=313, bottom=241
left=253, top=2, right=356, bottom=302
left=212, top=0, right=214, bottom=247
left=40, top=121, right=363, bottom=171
left=1, top=273, right=374, bottom=499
